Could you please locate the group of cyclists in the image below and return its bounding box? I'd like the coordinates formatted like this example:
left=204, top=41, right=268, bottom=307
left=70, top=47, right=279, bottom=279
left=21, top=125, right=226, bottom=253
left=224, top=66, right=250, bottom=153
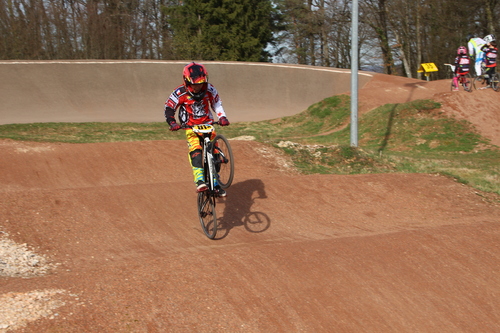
left=453, top=34, right=498, bottom=90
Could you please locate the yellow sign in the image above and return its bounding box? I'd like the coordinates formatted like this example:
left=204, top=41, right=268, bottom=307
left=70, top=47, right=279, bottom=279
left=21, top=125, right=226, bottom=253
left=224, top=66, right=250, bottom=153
left=417, top=63, right=439, bottom=73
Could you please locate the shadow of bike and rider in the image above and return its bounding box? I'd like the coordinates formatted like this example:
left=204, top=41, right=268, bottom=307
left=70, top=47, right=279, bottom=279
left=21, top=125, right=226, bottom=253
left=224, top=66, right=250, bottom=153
left=215, top=178, right=271, bottom=239
left=379, top=81, right=426, bottom=153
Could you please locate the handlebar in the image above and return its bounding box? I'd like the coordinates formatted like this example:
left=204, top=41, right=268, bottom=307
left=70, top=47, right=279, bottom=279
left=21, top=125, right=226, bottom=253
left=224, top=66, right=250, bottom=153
left=181, top=122, right=219, bottom=130
left=444, top=63, right=455, bottom=72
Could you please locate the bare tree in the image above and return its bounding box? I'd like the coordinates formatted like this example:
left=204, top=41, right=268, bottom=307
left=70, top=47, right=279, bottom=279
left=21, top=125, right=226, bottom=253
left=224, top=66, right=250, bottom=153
left=360, top=0, right=395, bottom=74
left=1, top=0, right=500, bottom=78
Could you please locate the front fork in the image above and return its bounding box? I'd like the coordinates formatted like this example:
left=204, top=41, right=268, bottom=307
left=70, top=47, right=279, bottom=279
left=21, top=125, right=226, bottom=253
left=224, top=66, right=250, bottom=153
left=204, top=137, right=216, bottom=191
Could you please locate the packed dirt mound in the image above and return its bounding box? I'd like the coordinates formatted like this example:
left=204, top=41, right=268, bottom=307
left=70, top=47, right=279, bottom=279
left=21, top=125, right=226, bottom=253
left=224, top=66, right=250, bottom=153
left=436, top=88, right=500, bottom=146
left=359, top=74, right=500, bottom=146
left=1, top=63, right=500, bottom=332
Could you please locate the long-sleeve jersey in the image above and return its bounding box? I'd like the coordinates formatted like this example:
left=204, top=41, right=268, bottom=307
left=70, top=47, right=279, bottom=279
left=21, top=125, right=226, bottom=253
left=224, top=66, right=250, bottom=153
left=164, top=83, right=227, bottom=126
left=481, top=45, right=498, bottom=67
left=468, top=37, right=486, bottom=57
left=454, top=54, right=471, bottom=74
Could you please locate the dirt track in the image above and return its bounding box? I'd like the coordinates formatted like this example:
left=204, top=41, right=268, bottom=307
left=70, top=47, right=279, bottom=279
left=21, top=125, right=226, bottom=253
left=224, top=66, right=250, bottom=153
left=1, top=62, right=500, bottom=332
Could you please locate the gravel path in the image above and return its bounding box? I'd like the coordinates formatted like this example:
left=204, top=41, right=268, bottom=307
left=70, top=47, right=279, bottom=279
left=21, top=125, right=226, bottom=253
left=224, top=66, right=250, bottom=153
left=0, top=232, right=56, bottom=278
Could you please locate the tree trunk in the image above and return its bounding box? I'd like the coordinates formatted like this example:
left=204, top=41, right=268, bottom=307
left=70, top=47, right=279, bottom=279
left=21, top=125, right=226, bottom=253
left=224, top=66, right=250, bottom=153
left=416, top=1, right=422, bottom=80
left=485, top=0, right=496, bottom=35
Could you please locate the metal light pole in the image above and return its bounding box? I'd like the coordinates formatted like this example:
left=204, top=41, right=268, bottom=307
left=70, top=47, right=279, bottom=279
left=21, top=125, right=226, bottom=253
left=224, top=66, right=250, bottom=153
left=350, top=0, right=359, bottom=147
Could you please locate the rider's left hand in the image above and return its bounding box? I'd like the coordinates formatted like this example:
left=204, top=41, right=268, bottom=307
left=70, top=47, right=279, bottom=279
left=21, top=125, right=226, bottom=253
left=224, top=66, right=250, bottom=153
left=219, top=117, right=230, bottom=126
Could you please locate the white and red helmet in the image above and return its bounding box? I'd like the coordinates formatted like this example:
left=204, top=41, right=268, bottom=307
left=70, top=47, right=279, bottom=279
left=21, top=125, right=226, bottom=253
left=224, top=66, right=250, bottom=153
left=183, top=62, right=208, bottom=101
left=484, top=34, right=496, bottom=44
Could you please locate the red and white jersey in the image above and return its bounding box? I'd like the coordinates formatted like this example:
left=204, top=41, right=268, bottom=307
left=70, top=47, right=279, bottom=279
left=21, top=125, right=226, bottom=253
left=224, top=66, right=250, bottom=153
left=454, top=55, right=470, bottom=74
left=164, top=83, right=227, bottom=126
left=481, top=45, right=498, bottom=67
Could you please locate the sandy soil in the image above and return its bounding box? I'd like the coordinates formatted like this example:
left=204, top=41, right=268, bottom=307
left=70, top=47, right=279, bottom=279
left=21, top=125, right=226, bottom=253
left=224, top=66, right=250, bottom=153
left=1, top=65, right=500, bottom=332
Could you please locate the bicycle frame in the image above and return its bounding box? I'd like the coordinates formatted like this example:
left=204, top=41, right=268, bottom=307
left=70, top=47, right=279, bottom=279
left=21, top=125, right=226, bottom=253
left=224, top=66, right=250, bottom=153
left=458, top=74, right=467, bottom=85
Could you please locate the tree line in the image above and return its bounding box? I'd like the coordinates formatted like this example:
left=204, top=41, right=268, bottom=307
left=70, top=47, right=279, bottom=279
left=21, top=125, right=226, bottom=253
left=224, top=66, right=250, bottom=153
left=1, top=0, right=499, bottom=79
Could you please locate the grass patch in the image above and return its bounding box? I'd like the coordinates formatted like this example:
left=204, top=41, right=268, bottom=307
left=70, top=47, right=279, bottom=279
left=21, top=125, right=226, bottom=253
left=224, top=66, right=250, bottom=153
left=0, top=122, right=183, bottom=143
left=1, top=95, right=499, bottom=195
left=276, top=141, right=397, bottom=175
left=220, top=95, right=351, bottom=141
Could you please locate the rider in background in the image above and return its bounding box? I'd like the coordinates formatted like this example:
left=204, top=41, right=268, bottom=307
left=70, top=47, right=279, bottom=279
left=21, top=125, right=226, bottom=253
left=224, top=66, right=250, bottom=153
left=468, top=34, right=486, bottom=76
left=452, top=46, right=471, bottom=91
left=164, top=62, right=230, bottom=196
left=480, top=35, right=497, bottom=88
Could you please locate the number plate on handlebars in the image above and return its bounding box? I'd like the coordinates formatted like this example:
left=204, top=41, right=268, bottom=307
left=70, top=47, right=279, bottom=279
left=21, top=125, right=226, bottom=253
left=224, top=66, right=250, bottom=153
left=192, top=124, right=214, bottom=134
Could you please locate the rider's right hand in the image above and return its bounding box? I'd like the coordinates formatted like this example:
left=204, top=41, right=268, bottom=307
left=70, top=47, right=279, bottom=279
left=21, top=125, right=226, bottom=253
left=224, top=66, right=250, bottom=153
left=169, top=122, right=181, bottom=131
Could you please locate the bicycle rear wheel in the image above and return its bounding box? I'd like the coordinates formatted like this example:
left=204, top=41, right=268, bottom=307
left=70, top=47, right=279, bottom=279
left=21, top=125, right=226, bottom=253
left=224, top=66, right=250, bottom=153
left=197, top=191, right=217, bottom=239
left=490, top=73, right=500, bottom=91
left=212, top=135, right=234, bottom=189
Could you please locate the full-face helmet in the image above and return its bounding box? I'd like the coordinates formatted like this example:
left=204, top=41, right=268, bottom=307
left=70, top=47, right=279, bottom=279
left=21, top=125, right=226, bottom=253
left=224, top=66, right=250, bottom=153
left=457, top=46, right=467, bottom=55
left=183, top=62, right=208, bottom=101
left=484, top=34, right=496, bottom=43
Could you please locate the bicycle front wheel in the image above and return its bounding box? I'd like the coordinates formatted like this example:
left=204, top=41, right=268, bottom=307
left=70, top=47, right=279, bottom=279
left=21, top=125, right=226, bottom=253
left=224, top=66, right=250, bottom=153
left=490, top=73, right=500, bottom=91
left=197, top=191, right=217, bottom=239
left=212, top=135, right=234, bottom=189
left=473, top=75, right=484, bottom=90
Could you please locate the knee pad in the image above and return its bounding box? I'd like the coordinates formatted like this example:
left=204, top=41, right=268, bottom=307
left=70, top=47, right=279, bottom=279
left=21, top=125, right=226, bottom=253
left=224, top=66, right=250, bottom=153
left=189, top=149, right=203, bottom=169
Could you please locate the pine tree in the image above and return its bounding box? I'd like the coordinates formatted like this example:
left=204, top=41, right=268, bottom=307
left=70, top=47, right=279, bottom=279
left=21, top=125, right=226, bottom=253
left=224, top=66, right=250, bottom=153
left=166, top=0, right=281, bottom=61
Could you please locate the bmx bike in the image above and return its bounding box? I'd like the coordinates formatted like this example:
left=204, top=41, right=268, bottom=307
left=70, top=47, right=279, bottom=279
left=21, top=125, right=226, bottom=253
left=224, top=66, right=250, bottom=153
left=189, top=123, right=234, bottom=239
left=444, top=64, right=472, bottom=92
left=473, top=71, right=500, bottom=91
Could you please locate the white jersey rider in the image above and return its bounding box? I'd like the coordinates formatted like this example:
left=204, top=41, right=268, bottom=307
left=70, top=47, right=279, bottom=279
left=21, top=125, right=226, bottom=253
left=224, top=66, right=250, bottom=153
left=468, top=35, right=487, bottom=76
